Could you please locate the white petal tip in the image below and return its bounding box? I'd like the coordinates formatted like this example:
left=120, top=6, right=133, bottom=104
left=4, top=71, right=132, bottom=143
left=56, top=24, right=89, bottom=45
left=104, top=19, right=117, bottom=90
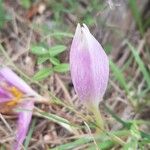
left=82, top=23, right=89, bottom=31
left=76, top=23, right=81, bottom=31
left=73, top=23, right=82, bottom=40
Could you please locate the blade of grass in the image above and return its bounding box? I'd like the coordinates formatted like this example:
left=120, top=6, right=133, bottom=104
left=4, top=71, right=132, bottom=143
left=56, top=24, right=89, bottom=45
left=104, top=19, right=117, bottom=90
left=126, top=41, right=150, bottom=88
left=102, top=102, right=130, bottom=128
left=84, top=121, right=100, bottom=150
left=87, top=140, right=114, bottom=150
left=50, top=137, right=92, bottom=150
left=24, top=119, right=36, bottom=149
left=50, top=130, right=129, bottom=150
left=102, top=103, right=150, bottom=140
left=110, top=60, right=129, bottom=93
left=35, top=107, right=78, bottom=134
left=128, top=0, right=144, bottom=36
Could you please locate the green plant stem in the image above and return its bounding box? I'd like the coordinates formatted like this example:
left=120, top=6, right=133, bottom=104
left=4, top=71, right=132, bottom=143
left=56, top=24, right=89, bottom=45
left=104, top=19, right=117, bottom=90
left=90, top=104, right=104, bottom=133
left=90, top=103, right=127, bottom=145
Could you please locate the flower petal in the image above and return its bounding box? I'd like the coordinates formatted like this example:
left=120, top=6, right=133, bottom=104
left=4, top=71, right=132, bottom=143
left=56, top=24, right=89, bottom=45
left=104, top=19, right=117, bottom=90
left=0, top=87, right=13, bottom=103
left=82, top=24, right=109, bottom=99
left=70, top=24, right=109, bottom=105
left=13, top=101, right=34, bottom=150
left=0, top=67, right=38, bottom=96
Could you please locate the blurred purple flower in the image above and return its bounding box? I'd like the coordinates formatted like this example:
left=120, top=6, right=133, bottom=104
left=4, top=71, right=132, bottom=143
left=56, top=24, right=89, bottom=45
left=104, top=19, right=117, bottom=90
left=0, top=67, right=39, bottom=150
left=70, top=24, right=109, bottom=107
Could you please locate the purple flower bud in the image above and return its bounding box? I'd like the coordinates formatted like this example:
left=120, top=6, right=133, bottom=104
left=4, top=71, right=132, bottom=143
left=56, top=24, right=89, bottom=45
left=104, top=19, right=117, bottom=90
left=0, top=67, right=40, bottom=150
left=70, top=24, right=109, bottom=107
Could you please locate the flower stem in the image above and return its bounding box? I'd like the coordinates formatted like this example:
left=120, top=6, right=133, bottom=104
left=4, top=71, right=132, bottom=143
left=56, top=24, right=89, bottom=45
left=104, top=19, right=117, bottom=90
left=90, top=104, right=104, bottom=133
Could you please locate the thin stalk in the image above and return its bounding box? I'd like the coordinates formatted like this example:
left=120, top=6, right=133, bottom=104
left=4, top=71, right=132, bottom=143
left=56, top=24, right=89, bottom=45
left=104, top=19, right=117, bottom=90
left=90, top=104, right=104, bottom=133
left=89, top=104, right=126, bottom=145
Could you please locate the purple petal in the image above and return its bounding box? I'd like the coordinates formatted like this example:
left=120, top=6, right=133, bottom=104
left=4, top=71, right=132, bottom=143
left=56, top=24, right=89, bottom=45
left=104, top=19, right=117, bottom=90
left=0, top=67, right=38, bottom=96
left=13, top=101, right=34, bottom=150
left=70, top=24, right=109, bottom=106
left=0, top=87, right=13, bottom=103
left=82, top=24, right=109, bottom=99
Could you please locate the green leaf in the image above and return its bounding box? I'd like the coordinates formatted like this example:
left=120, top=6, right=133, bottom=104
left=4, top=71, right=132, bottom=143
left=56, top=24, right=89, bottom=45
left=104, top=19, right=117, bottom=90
left=49, top=45, right=66, bottom=57
left=20, top=0, right=31, bottom=9
left=31, top=45, right=48, bottom=56
left=33, top=68, right=53, bottom=81
left=127, top=41, right=150, bottom=88
left=37, top=56, right=50, bottom=64
left=53, top=63, right=69, bottom=73
left=49, top=57, right=60, bottom=65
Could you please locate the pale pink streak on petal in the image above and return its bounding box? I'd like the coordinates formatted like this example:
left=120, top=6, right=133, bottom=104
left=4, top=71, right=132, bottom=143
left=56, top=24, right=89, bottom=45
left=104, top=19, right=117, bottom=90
left=13, top=101, right=34, bottom=150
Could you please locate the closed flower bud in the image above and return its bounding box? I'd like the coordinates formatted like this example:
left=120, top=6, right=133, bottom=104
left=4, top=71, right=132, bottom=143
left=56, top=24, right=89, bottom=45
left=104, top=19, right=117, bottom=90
left=70, top=24, right=109, bottom=107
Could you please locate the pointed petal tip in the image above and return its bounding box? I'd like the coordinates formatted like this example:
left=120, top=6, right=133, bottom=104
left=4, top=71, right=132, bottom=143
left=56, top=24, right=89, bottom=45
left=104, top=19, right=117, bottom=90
left=77, top=23, right=81, bottom=28
left=74, top=23, right=81, bottom=37
left=81, top=24, right=91, bottom=38
left=82, top=23, right=89, bottom=31
left=71, top=23, right=82, bottom=47
left=74, top=23, right=89, bottom=39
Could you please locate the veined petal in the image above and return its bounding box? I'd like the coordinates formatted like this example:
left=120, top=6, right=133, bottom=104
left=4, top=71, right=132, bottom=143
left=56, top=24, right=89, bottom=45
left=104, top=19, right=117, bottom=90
left=0, top=87, right=13, bottom=103
left=13, top=101, right=34, bottom=150
left=0, top=67, right=38, bottom=96
left=70, top=41, right=93, bottom=101
left=82, top=24, right=109, bottom=100
left=70, top=24, right=109, bottom=106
